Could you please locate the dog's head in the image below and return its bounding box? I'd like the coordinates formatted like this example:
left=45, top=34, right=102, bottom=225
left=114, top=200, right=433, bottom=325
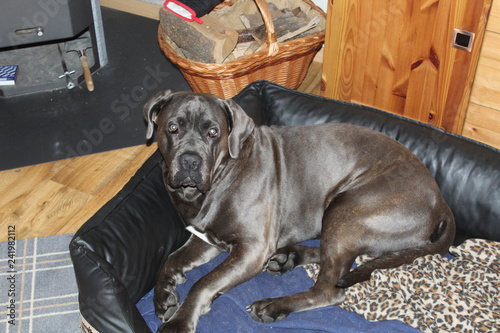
left=143, top=90, right=255, bottom=192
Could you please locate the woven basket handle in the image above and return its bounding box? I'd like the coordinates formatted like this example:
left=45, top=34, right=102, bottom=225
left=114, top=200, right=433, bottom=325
left=253, top=0, right=279, bottom=56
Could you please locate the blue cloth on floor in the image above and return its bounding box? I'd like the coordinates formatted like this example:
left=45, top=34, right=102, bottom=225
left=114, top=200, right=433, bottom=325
left=136, top=240, right=420, bottom=332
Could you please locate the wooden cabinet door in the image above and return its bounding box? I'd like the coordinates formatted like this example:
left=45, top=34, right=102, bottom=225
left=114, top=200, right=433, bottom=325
left=321, top=0, right=492, bottom=133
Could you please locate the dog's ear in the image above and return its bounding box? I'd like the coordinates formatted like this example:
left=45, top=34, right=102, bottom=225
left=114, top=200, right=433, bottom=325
left=223, top=99, right=255, bottom=159
left=143, top=90, right=173, bottom=140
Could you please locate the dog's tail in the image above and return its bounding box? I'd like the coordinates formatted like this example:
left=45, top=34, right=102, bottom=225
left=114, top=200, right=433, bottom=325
left=336, top=214, right=455, bottom=288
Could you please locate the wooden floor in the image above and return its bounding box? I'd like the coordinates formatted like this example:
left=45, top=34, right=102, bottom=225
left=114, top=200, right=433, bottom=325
left=0, top=39, right=322, bottom=241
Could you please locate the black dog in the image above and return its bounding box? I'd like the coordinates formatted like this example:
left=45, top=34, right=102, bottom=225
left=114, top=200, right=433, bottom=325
left=143, top=90, right=455, bottom=332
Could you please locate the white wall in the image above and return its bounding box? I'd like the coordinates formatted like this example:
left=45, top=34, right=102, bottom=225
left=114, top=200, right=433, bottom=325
left=312, top=0, right=328, bottom=12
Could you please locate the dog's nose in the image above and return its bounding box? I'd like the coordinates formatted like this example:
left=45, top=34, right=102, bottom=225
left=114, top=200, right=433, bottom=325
left=180, top=153, right=202, bottom=171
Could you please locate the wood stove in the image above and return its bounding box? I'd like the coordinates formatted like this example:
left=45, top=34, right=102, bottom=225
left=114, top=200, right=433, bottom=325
left=0, top=0, right=107, bottom=97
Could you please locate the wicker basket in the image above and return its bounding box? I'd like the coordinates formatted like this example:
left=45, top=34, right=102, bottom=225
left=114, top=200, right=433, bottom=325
left=158, top=0, right=326, bottom=98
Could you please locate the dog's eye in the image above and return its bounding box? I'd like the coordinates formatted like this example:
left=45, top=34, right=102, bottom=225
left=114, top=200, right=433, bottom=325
left=208, top=128, right=218, bottom=138
left=168, top=124, right=179, bottom=134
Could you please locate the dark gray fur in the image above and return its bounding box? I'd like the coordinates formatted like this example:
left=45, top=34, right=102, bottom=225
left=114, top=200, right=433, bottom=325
left=143, top=91, right=455, bottom=332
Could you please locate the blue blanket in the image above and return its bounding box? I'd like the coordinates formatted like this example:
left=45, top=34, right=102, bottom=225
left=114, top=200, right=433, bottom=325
left=137, top=242, right=419, bottom=332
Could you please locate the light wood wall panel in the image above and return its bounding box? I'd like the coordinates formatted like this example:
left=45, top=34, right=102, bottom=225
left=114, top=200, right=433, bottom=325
left=487, top=0, right=500, bottom=32
left=463, top=0, right=500, bottom=149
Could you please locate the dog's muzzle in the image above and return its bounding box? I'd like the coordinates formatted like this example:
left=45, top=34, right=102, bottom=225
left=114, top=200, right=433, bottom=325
left=172, top=153, right=205, bottom=189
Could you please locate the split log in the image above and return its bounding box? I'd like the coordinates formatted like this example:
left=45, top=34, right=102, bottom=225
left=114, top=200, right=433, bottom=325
left=159, top=8, right=238, bottom=63
left=251, top=10, right=308, bottom=45
left=239, top=3, right=283, bottom=28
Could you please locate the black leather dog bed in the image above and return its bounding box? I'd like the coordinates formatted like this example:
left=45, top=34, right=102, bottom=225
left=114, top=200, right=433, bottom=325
left=70, top=81, right=500, bottom=332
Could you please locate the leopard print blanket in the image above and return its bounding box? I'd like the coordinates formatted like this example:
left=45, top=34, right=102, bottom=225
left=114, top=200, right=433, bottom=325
left=305, top=239, right=500, bottom=332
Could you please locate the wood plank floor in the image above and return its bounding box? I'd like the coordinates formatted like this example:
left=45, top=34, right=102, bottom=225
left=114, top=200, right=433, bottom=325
left=0, top=43, right=322, bottom=241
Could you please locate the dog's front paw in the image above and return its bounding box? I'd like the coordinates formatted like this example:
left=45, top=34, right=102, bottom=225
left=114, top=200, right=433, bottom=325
left=154, top=283, right=180, bottom=322
left=247, top=298, right=291, bottom=323
left=265, top=251, right=297, bottom=275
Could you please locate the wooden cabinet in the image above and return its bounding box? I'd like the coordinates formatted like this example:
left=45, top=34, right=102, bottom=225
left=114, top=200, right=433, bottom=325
left=321, top=0, right=492, bottom=134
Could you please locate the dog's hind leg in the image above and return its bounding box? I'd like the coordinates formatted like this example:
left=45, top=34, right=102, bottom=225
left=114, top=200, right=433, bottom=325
left=248, top=241, right=356, bottom=323
left=337, top=212, right=455, bottom=288
left=266, top=245, right=320, bottom=275
left=248, top=203, right=360, bottom=323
